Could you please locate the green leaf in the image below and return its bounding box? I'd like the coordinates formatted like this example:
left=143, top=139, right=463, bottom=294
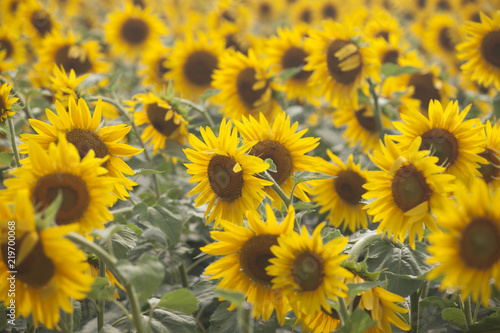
left=36, top=190, right=62, bottom=230
left=72, top=300, right=82, bottom=331
left=215, top=289, right=246, bottom=307
left=155, top=197, right=184, bottom=244
left=442, top=308, right=467, bottom=330
left=116, top=254, right=165, bottom=305
left=87, top=277, right=116, bottom=301
left=157, top=288, right=199, bottom=314
left=420, top=296, right=457, bottom=310
left=321, top=227, right=343, bottom=243
left=293, top=202, right=318, bottom=210
left=280, top=65, right=304, bottom=81
left=334, top=308, right=377, bottom=333
left=145, top=309, right=197, bottom=333
left=468, top=310, right=500, bottom=333
left=127, top=223, right=143, bottom=237
left=346, top=281, right=384, bottom=300
left=111, top=226, right=138, bottom=259
left=99, top=325, right=123, bottom=333
left=209, top=302, right=240, bottom=333
left=0, top=152, right=13, bottom=166
left=381, top=63, right=420, bottom=77
left=166, top=80, right=175, bottom=101
left=133, top=168, right=166, bottom=175
left=200, top=89, right=221, bottom=102
left=494, top=93, right=500, bottom=121
left=264, top=158, right=277, bottom=173
left=291, top=171, right=335, bottom=184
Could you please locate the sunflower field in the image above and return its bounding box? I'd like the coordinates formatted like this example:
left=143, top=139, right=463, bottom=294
left=1, top=0, right=500, bottom=332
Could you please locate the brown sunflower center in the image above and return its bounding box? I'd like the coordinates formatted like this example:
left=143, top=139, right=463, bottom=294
left=292, top=251, right=324, bottom=291
left=326, top=39, right=362, bottom=85
left=250, top=140, right=293, bottom=185
left=376, top=30, right=390, bottom=42
left=259, top=3, right=271, bottom=17
left=155, top=57, right=170, bottom=81
left=54, top=45, right=93, bottom=76
left=120, top=18, right=150, bottom=46
left=420, top=128, right=459, bottom=168
left=33, top=173, right=90, bottom=225
left=207, top=154, right=244, bottom=202
left=417, top=0, right=426, bottom=8
left=183, top=50, right=218, bottom=87
left=437, top=0, right=451, bottom=10
left=391, top=165, right=432, bottom=212
left=439, top=27, right=456, bottom=52
left=478, top=148, right=500, bottom=183
left=300, top=9, right=312, bottom=24
left=459, top=217, right=500, bottom=270
left=236, top=67, right=269, bottom=109
left=1, top=233, right=55, bottom=288
left=354, top=107, right=378, bottom=133
left=382, top=49, right=399, bottom=64
left=66, top=128, right=109, bottom=162
left=9, top=1, right=19, bottom=13
left=481, top=30, right=500, bottom=68
left=408, top=72, right=441, bottom=113
left=334, top=170, right=367, bottom=206
left=322, top=4, right=337, bottom=20
left=133, top=0, right=146, bottom=9
left=146, top=103, right=180, bottom=137
left=0, top=39, right=14, bottom=59
left=31, top=10, right=53, bottom=37
left=239, top=234, right=279, bottom=285
left=281, top=46, right=312, bottom=81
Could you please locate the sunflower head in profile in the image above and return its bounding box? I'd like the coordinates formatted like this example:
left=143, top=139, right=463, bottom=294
left=165, top=32, right=224, bottom=101
left=212, top=49, right=281, bottom=121
left=427, top=178, right=500, bottom=306
left=184, top=119, right=272, bottom=227
left=392, top=100, right=487, bottom=181
left=201, top=204, right=294, bottom=325
left=267, top=222, right=353, bottom=315
left=0, top=81, right=18, bottom=122
left=477, top=121, right=500, bottom=188
left=18, top=0, right=59, bottom=47
left=457, top=11, right=500, bottom=90
left=105, top=3, right=167, bottom=58
left=139, top=43, right=171, bottom=90
left=304, top=19, right=380, bottom=109
left=87, top=255, right=124, bottom=299
left=0, top=189, right=94, bottom=329
left=363, top=136, right=456, bottom=249
left=19, top=96, right=143, bottom=201
left=132, top=92, right=189, bottom=154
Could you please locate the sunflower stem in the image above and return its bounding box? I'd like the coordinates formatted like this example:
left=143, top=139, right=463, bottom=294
left=410, top=291, right=420, bottom=333
left=348, top=232, right=382, bottom=261
left=97, top=259, right=106, bottom=332
left=367, top=79, right=385, bottom=140
left=179, top=262, right=189, bottom=288
left=238, top=302, right=254, bottom=333
left=110, top=206, right=134, bottom=216
left=178, top=98, right=215, bottom=128
left=338, top=297, right=349, bottom=326
left=7, top=117, right=21, bottom=168
left=473, top=300, right=480, bottom=323
left=462, top=296, right=473, bottom=328
left=261, top=170, right=291, bottom=208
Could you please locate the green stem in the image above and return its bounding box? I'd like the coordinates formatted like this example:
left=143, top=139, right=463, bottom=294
left=65, top=303, right=74, bottom=333
left=338, top=297, right=349, bottom=326
left=111, top=299, right=131, bottom=319
left=27, top=323, right=35, bottom=333
left=7, top=117, right=21, bottom=167
left=179, top=263, right=189, bottom=288
left=110, top=206, right=134, bottom=216
left=410, top=291, right=419, bottom=333
left=473, top=300, right=480, bottom=324
left=348, top=232, right=382, bottom=261
left=239, top=302, right=254, bottom=333
left=178, top=98, right=215, bottom=128
left=97, top=260, right=106, bottom=331
left=261, top=170, right=291, bottom=208
left=367, top=79, right=385, bottom=140
left=462, top=296, right=473, bottom=328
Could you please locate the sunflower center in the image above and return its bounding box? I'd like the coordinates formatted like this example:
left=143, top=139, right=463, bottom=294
left=281, top=46, right=312, bottom=81
left=326, top=39, right=362, bottom=85
left=0, top=39, right=14, bottom=59
left=146, top=103, right=180, bottom=138
left=418, top=0, right=426, bottom=8
left=354, top=107, right=378, bottom=133
left=239, top=234, right=279, bottom=285
left=156, top=57, right=170, bottom=81
left=259, top=3, right=271, bottom=17
left=382, top=49, right=399, bottom=64
left=478, top=148, right=500, bottom=183
left=391, top=165, right=432, bottom=212
left=54, top=45, right=93, bottom=76
left=236, top=67, right=270, bottom=109
left=420, top=128, right=459, bottom=168
left=250, top=140, right=293, bottom=185
left=481, top=30, right=500, bottom=68
left=459, top=217, right=500, bottom=270
left=408, top=72, right=441, bottom=113
left=376, top=30, right=390, bottom=42
left=437, top=0, right=451, bottom=10
left=9, top=1, right=19, bottom=13
left=31, top=10, right=53, bottom=37
left=292, top=251, right=324, bottom=291
left=1, top=233, right=55, bottom=288
left=300, top=9, right=312, bottom=24
left=438, top=27, right=455, bottom=52
left=183, top=50, right=218, bottom=87
left=207, top=154, right=244, bottom=202
left=322, top=5, right=337, bottom=20
left=33, top=173, right=91, bottom=225
left=66, top=128, right=109, bottom=162
left=334, top=170, right=367, bottom=206
left=120, top=18, right=150, bottom=46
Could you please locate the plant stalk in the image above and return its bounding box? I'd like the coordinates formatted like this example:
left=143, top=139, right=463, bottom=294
left=367, top=79, right=385, bottom=140
left=97, top=259, right=106, bottom=331
left=7, top=117, right=21, bottom=167
left=348, top=232, right=382, bottom=261
left=410, top=291, right=419, bottom=333
left=261, top=170, right=291, bottom=208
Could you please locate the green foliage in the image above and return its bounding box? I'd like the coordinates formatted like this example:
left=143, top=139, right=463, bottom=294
left=380, top=63, right=420, bottom=78
left=215, top=289, right=246, bottom=307
left=99, top=325, right=122, bottom=333
left=144, top=309, right=197, bottom=333
left=264, top=158, right=277, bottom=172
left=87, top=277, right=116, bottom=301
left=157, top=288, right=199, bottom=314
left=468, top=309, right=500, bottom=332
left=442, top=308, right=467, bottom=330
left=0, top=152, right=13, bottom=166
left=346, top=281, right=384, bottom=301
left=334, top=308, right=377, bottom=333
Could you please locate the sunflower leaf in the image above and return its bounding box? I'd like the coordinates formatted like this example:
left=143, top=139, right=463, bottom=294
left=381, top=63, right=420, bottom=78
left=215, top=289, right=245, bottom=307
left=468, top=309, right=500, bottom=332
left=264, top=158, right=277, bottom=173
left=87, top=277, right=116, bottom=301
left=334, top=308, right=377, bottom=333
left=209, top=302, right=240, bottom=333
left=291, top=171, right=335, bottom=184
left=143, top=308, right=197, bottom=333
left=200, top=89, right=221, bottom=102
left=157, top=288, right=199, bottom=314
left=442, top=308, right=467, bottom=330
left=279, top=65, right=304, bottom=81
left=0, top=152, right=13, bottom=166
left=346, top=280, right=384, bottom=300
left=133, top=168, right=166, bottom=175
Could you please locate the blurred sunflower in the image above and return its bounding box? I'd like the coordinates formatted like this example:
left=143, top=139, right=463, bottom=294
left=18, top=0, right=59, bottom=46
left=19, top=97, right=143, bottom=201
left=234, top=111, right=319, bottom=207
left=87, top=255, right=124, bottom=299
left=477, top=121, right=500, bottom=188
left=0, top=81, right=18, bottom=122
left=184, top=119, right=271, bottom=226
left=267, top=223, right=353, bottom=315
left=304, top=19, right=380, bottom=109
left=132, top=92, right=189, bottom=154
left=49, top=65, right=88, bottom=107
left=212, top=49, right=281, bottom=121
left=139, top=43, right=171, bottom=91
left=392, top=100, right=486, bottom=181
left=217, top=24, right=254, bottom=54
left=207, top=0, right=251, bottom=32
left=0, top=190, right=94, bottom=329
left=250, top=0, right=285, bottom=25
left=0, top=28, right=26, bottom=70
left=316, top=0, right=349, bottom=22
left=457, top=11, right=500, bottom=90
left=166, top=32, right=224, bottom=101
left=105, top=3, right=167, bottom=58
left=201, top=205, right=294, bottom=325
left=1, top=0, right=23, bottom=26
left=363, top=136, right=455, bottom=249
left=427, top=178, right=500, bottom=306
left=310, top=153, right=369, bottom=232
left=289, top=0, right=318, bottom=27
left=162, top=2, right=205, bottom=39
left=364, top=8, right=402, bottom=42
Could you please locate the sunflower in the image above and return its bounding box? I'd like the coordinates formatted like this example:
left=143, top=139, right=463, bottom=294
left=211, top=49, right=281, bottom=121
left=19, top=96, right=143, bottom=201
left=139, top=43, right=171, bottom=91
left=427, top=178, right=500, bottom=306
left=363, top=136, right=456, bottom=249
left=49, top=65, right=88, bottom=108
left=234, top=111, right=319, bottom=207
left=477, top=121, right=500, bottom=188
left=457, top=11, right=500, bottom=90
left=18, top=0, right=59, bottom=47
left=87, top=255, right=124, bottom=299
left=201, top=204, right=294, bottom=324
left=166, top=32, right=224, bottom=101
left=264, top=27, right=319, bottom=104
left=316, top=0, right=350, bottom=22
left=0, top=27, right=26, bottom=70
left=267, top=222, right=353, bottom=315
left=250, top=0, right=285, bottom=25
left=290, top=0, right=318, bottom=27
left=1, top=0, right=23, bottom=25
left=0, top=81, right=18, bottom=122
left=364, top=7, right=402, bottom=42
left=304, top=19, right=380, bottom=109
left=310, top=153, right=370, bottom=232
left=391, top=100, right=487, bottom=181
left=184, top=118, right=271, bottom=227
left=0, top=190, right=93, bottom=329
left=105, top=3, right=167, bottom=58
left=132, top=92, right=189, bottom=154
left=207, top=0, right=252, bottom=32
